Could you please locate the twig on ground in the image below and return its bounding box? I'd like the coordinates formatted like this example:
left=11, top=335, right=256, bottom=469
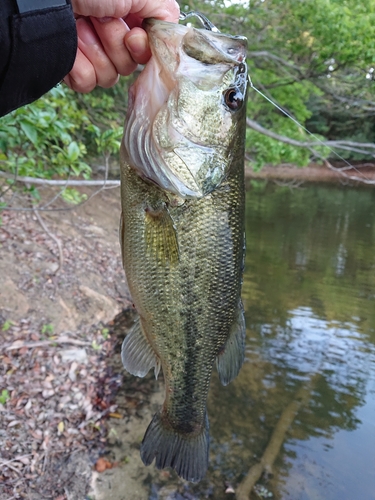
left=0, top=455, right=32, bottom=468
left=32, top=208, right=64, bottom=273
left=64, top=486, right=73, bottom=500
left=0, top=461, right=22, bottom=476
left=5, top=337, right=91, bottom=350
left=42, top=449, right=49, bottom=473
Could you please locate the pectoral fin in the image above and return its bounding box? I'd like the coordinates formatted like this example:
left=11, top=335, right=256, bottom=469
left=144, top=205, right=179, bottom=265
left=216, top=300, right=246, bottom=386
left=121, top=317, right=161, bottom=379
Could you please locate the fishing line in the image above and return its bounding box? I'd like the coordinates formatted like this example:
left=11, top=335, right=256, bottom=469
left=248, top=76, right=370, bottom=181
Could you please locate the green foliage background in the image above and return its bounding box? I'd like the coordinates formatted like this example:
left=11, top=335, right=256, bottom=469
left=0, top=0, right=374, bottom=187
left=189, top=0, right=375, bottom=167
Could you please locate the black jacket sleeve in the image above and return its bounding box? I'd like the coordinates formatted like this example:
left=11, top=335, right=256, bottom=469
left=0, top=0, right=77, bottom=117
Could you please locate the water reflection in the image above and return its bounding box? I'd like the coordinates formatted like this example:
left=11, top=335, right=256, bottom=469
left=208, top=183, right=375, bottom=500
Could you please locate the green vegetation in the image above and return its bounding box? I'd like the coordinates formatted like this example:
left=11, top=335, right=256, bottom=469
left=0, top=389, right=10, bottom=405
left=101, top=327, right=110, bottom=340
left=0, top=77, right=132, bottom=204
left=184, top=0, right=375, bottom=166
left=0, top=86, right=91, bottom=181
left=41, top=323, right=54, bottom=336
left=0, top=0, right=374, bottom=196
left=1, top=319, right=13, bottom=331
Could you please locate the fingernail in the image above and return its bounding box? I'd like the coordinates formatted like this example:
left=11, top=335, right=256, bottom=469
left=77, top=18, right=98, bottom=45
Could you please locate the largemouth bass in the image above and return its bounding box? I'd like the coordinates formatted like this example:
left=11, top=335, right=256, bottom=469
left=120, top=16, right=248, bottom=482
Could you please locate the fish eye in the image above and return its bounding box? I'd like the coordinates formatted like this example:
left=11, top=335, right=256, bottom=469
left=223, top=88, right=243, bottom=111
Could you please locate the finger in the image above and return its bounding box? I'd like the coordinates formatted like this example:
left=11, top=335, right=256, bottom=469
left=129, top=0, right=180, bottom=23
left=71, top=0, right=179, bottom=22
left=71, top=0, right=130, bottom=18
left=124, top=27, right=151, bottom=66
left=90, top=17, right=138, bottom=76
left=64, top=48, right=96, bottom=93
left=76, top=17, right=119, bottom=89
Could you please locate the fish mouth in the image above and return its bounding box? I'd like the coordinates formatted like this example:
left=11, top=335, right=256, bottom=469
left=143, top=18, right=247, bottom=66
left=142, top=17, right=159, bottom=30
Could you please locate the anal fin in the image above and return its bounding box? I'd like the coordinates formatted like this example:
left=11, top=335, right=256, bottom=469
left=216, top=300, right=246, bottom=386
left=121, top=317, right=160, bottom=379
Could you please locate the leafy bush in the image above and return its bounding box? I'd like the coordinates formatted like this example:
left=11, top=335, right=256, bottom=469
left=0, top=80, right=129, bottom=204
left=0, top=86, right=92, bottom=180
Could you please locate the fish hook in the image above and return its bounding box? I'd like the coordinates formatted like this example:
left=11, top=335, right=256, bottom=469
left=179, top=11, right=221, bottom=33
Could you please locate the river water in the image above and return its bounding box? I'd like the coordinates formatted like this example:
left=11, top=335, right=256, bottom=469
left=207, top=182, right=375, bottom=500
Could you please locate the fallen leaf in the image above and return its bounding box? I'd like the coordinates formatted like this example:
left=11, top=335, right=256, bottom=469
left=57, top=421, right=64, bottom=435
left=109, top=412, right=122, bottom=419
left=16, top=455, right=31, bottom=465
left=8, top=420, right=21, bottom=428
left=30, top=430, right=43, bottom=440
left=42, top=389, right=55, bottom=399
left=95, top=457, right=113, bottom=473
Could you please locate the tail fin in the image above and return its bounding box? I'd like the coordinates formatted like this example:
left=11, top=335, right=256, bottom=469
left=140, top=411, right=209, bottom=483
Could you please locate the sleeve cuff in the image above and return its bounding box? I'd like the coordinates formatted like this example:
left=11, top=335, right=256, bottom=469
left=0, top=2, right=77, bottom=116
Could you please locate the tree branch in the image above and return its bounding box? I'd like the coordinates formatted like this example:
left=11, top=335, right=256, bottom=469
left=236, top=375, right=320, bottom=500
left=322, top=158, right=375, bottom=185
left=246, top=118, right=375, bottom=153
left=249, top=50, right=302, bottom=74
left=0, top=171, right=120, bottom=187
left=246, top=118, right=375, bottom=185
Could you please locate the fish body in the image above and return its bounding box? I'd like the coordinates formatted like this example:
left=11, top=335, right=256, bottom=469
left=120, top=18, right=248, bottom=482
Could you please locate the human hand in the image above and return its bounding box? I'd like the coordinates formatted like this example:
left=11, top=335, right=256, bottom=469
left=64, top=0, right=180, bottom=93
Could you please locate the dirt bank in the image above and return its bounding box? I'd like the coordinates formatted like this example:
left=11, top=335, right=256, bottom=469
left=0, top=187, right=134, bottom=500
left=0, top=187, right=227, bottom=500
left=245, top=162, right=375, bottom=185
